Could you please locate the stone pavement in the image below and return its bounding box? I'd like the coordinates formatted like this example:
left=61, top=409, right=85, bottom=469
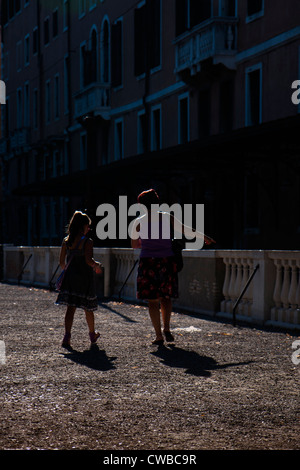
left=0, top=283, right=299, bottom=452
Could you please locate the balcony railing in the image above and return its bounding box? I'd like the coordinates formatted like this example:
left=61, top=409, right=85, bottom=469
left=3, top=246, right=300, bottom=331
left=8, top=127, right=31, bottom=155
left=74, top=82, right=111, bottom=120
left=174, top=17, right=238, bottom=76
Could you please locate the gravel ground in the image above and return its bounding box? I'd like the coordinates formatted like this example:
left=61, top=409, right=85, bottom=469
left=0, top=283, right=299, bottom=452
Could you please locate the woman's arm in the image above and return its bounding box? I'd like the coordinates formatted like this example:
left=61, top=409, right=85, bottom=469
left=171, top=214, right=216, bottom=245
left=85, top=239, right=103, bottom=274
left=130, top=219, right=141, bottom=249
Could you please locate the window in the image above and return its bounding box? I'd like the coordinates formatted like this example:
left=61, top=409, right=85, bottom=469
left=64, top=55, right=70, bottom=113
left=33, top=88, right=38, bottom=129
left=24, top=82, right=30, bottom=127
left=80, top=42, right=87, bottom=88
left=246, top=0, right=264, bottom=22
left=175, top=0, right=211, bottom=36
left=137, top=110, right=147, bottom=154
left=149, top=0, right=161, bottom=70
left=54, top=74, right=60, bottom=119
left=220, top=0, right=236, bottom=16
left=44, top=17, right=50, bottom=45
left=151, top=105, right=161, bottom=151
left=101, top=18, right=110, bottom=83
left=83, top=28, right=97, bottom=86
left=134, top=3, right=146, bottom=77
left=63, top=0, right=69, bottom=31
left=178, top=94, right=189, bottom=144
left=24, top=34, right=30, bottom=66
left=17, top=88, right=22, bottom=128
left=33, top=27, right=39, bottom=55
left=45, top=80, right=51, bottom=123
left=111, top=19, right=123, bottom=88
left=246, top=64, right=262, bottom=126
left=114, top=118, right=124, bottom=160
left=53, top=8, right=58, bottom=38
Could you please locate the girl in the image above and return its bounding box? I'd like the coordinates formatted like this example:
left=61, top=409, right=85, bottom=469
left=56, top=211, right=102, bottom=348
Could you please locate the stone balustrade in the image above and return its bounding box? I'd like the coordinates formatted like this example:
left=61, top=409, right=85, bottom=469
left=1, top=245, right=300, bottom=330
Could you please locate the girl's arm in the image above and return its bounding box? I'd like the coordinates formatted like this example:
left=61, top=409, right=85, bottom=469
left=59, top=241, right=67, bottom=269
left=85, top=239, right=102, bottom=274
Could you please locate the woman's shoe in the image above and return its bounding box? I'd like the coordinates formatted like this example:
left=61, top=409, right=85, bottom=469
left=163, top=330, right=174, bottom=342
left=152, top=338, right=164, bottom=345
left=62, top=332, right=71, bottom=348
left=89, top=331, right=100, bottom=344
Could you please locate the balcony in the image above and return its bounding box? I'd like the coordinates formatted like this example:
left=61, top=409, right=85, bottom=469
left=74, top=83, right=111, bottom=121
left=9, top=128, right=31, bottom=155
left=174, top=17, right=238, bottom=78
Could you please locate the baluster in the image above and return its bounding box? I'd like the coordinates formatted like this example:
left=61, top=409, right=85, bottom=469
left=245, top=259, right=254, bottom=317
left=279, top=260, right=290, bottom=323
left=221, top=257, right=231, bottom=312
left=294, top=259, right=300, bottom=325
left=288, top=260, right=298, bottom=323
left=234, top=258, right=243, bottom=315
left=227, top=258, right=236, bottom=313
left=240, top=258, right=250, bottom=316
left=271, top=259, right=283, bottom=322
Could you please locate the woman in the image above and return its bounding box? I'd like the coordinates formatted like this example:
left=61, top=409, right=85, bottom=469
left=131, top=189, right=215, bottom=345
left=56, top=211, right=102, bottom=348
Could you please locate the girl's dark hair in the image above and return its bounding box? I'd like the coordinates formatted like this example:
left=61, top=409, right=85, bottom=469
left=65, top=211, right=91, bottom=247
left=137, top=189, right=159, bottom=210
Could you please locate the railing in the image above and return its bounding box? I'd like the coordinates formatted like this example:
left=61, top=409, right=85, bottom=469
left=10, top=128, right=31, bottom=153
left=74, top=83, right=111, bottom=120
left=2, top=246, right=300, bottom=330
left=174, top=17, right=238, bottom=75
left=269, top=252, right=300, bottom=326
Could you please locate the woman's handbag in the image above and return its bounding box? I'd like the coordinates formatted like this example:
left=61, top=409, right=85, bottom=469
left=55, top=236, right=85, bottom=291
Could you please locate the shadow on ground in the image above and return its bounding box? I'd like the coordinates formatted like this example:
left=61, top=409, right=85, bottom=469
left=61, top=344, right=117, bottom=371
left=151, top=344, right=253, bottom=377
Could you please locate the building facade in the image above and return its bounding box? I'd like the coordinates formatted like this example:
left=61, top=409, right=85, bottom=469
left=1, top=0, right=300, bottom=248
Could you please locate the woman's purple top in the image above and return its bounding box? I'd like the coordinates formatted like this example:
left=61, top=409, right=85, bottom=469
left=139, top=213, right=174, bottom=258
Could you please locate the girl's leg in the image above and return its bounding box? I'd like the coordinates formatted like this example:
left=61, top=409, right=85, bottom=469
left=65, top=306, right=76, bottom=334
left=148, top=299, right=163, bottom=342
left=85, top=310, right=100, bottom=344
left=62, top=306, right=76, bottom=347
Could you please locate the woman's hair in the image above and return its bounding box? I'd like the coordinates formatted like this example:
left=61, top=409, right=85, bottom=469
left=137, top=189, right=159, bottom=210
left=65, top=211, right=91, bottom=247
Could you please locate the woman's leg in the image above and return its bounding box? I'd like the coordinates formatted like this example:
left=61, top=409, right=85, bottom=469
left=161, top=298, right=174, bottom=341
left=148, top=299, right=163, bottom=341
left=160, top=298, right=172, bottom=331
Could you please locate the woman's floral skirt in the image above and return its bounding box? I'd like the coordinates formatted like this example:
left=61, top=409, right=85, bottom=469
left=137, top=256, right=178, bottom=300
